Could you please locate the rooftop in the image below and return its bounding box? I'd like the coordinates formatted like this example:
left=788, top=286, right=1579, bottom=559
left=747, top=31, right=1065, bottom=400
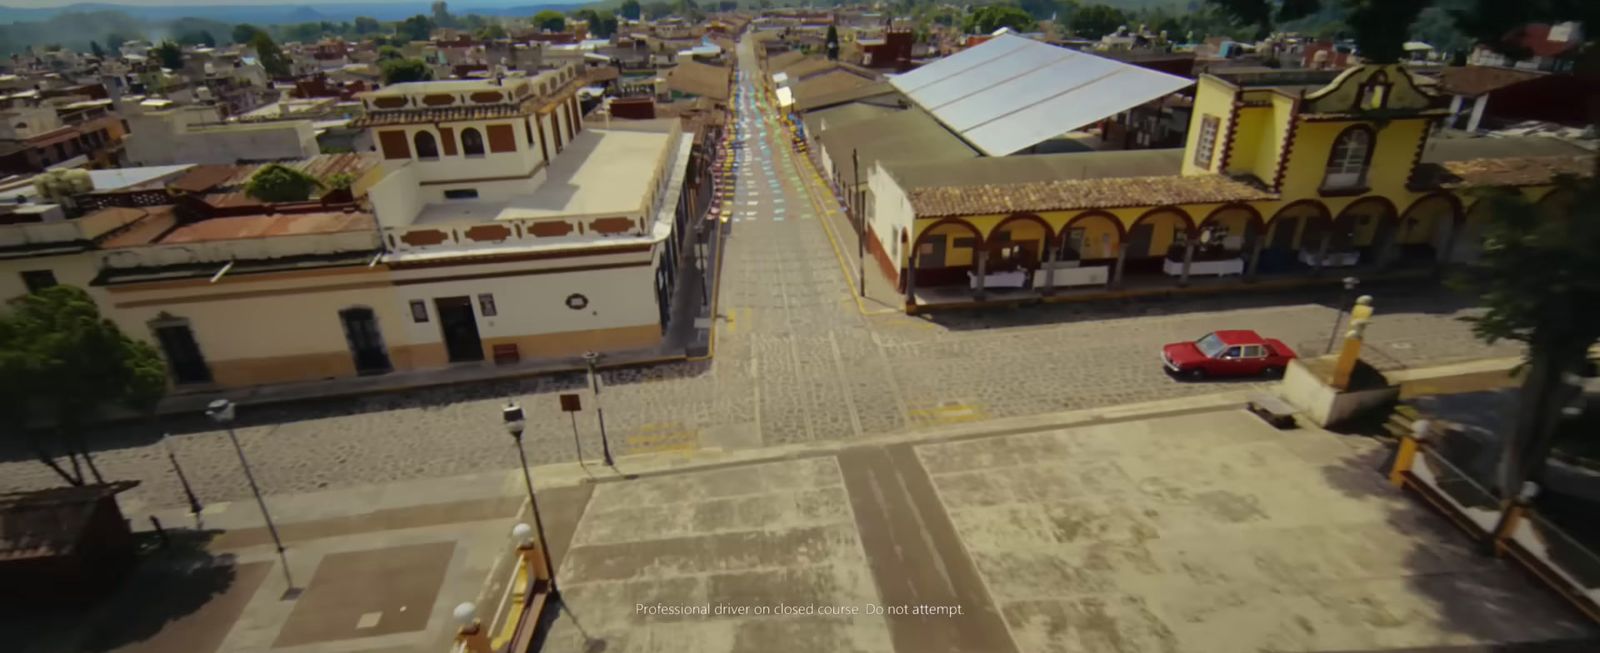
left=887, top=148, right=1185, bottom=190
left=414, top=126, right=676, bottom=225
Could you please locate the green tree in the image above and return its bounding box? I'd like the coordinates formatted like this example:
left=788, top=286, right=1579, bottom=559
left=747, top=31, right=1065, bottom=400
left=431, top=1, right=456, bottom=29
left=825, top=24, right=840, bottom=59
left=1450, top=0, right=1600, bottom=504
left=643, top=2, right=674, bottom=20
left=1067, top=4, right=1124, bottom=38
left=620, top=0, right=643, bottom=21
left=152, top=40, right=184, bottom=69
left=251, top=31, right=291, bottom=77
left=354, top=16, right=382, bottom=35
left=1206, top=0, right=1321, bottom=40
left=1342, top=0, right=1431, bottom=63
left=476, top=23, right=508, bottom=40
left=397, top=14, right=435, bottom=42
left=380, top=57, right=434, bottom=84
left=534, top=10, right=567, bottom=32
left=0, top=286, right=166, bottom=487
left=572, top=9, right=619, bottom=39
left=232, top=23, right=264, bottom=45
left=245, top=163, right=322, bottom=202
left=378, top=45, right=404, bottom=60
left=89, top=40, right=105, bottom=58
left=965, top=4, right=1037, bottom=34
left=103, top=32, right=127, bottom=52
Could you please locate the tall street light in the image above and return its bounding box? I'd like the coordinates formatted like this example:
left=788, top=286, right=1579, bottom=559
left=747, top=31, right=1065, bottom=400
left=501, top=403, right=558, bottom=593
left=581, top=352, right=616, bottom=467
left=1325, top=276, right=1361, bottom=353
left=206, top=399, right=296, bottom=598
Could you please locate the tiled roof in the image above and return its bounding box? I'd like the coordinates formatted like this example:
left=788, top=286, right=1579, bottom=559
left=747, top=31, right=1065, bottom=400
left=159, top=211, right=376, bottom=243
left=1411, top=155, right=1594, bottom=189
left=1434, top=66, right=1545, bottom=97
left=907, top=174, right=1277, bottom=218
left=667, top=60, right=731, bottom=102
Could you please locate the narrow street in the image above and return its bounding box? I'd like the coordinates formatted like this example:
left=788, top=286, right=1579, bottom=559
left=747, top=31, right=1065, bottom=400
left=0, top=36, right=1524, bottom=512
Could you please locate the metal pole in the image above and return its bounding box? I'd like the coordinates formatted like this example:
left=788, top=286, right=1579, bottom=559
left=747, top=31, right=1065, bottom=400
left=854, top=148, right=865, bottom=298
left=513, top=436, right=558, bottom=592
left=224, top=425, right=294, bottom=592
left=586, top=357, right=615, bottom=466
left=568, top=412, right=583, bottom=461
left=1325, top=287, right=1351, bottom=354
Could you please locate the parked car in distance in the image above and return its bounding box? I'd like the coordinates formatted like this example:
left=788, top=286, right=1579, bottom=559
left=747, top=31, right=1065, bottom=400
left=1163, top=330, right=1296, bottom=379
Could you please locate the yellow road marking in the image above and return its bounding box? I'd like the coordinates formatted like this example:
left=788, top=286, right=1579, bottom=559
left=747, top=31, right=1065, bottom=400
left=784, top=134, right=898, bottom=318
left=726, top=307, right=738, bottom=333
left=906, top=401, right=987, bottom=426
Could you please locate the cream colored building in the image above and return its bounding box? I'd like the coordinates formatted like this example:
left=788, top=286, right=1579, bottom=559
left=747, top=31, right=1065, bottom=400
left=2, top=64, right=699, bottom=390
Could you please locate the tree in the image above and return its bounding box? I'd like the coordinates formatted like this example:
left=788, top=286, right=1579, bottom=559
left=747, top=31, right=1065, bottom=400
left=432, top=1, right=456, bottom=29
left=0, top=286, right=166, bottom=487
left=378, top=45, right=404, bottom=60
left=964, top=4, right=1037, bottom=34
left=572, top=9, right=619, bottom=39
left=476, top=23, right=508, bottom=40
left=380, top=57, right=433, bottom=84
left=232, top=23, right=264, bottom=45
left=1206, top=0, right=1321, bottom=40
left=643, top=2, right=674, bottom=20
left=620, top=0, right=642, bottom=21
left=1019, top=0, right=1065, bottom=20
left=397, top=14, right=435, bottom=42
left=103, top=32, right=127, bottom=53
left=152, top=40, right=183, bottom=69
left=251, top=32, right=291, bottom=77
left=354, top=16, right=382, bottom=35
left=825, top=25, right=840, bottom=60
left=1451, top=0, right=1600, bottom=504
left=1342, top=0, right=1431, bottom=63
left=534, top=10, right=567, bottom=32
left=89, top=40, right=104, bottom=58
left=1067, top=4, right=1124, bottom=38
left=245, top=164, right=322, bottom=202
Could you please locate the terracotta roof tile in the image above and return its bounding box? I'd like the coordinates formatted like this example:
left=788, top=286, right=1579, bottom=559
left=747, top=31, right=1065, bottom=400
left=908, top=175, right=1277, bottom=218
left=1411, top=155, right=1594, bottom=189
left=1435, top=66, right=1545, bottom=97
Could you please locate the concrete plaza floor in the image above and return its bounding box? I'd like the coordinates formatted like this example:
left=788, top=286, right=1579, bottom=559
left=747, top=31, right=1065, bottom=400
left=11, top=393, right=1595, bottom=653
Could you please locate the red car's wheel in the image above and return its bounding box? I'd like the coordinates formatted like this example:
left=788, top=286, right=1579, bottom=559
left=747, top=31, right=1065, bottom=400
left=1263, top=366, right=1285, bottom=378
left=1184, top=367, right=1206, bottom=380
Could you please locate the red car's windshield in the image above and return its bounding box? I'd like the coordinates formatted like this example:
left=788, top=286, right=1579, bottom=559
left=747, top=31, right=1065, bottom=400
left=1196, top=333, right=1226, bottom=358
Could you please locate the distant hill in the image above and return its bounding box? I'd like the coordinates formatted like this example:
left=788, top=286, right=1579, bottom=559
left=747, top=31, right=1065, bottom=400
left=0, top=2, right=585, bottom=25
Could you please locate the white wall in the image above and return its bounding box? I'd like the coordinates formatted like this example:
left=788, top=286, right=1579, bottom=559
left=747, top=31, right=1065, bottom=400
left=368, top=162, right=424, bottom=228
left=124, top=113, right=321, bottom=166
left=0, top=251, right=102, bottom=304
left=868, top=161, right=914, bottom=268
left=382, top=119, right=542, bottom=189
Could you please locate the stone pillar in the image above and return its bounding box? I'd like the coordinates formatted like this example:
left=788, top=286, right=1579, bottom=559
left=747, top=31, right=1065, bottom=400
left=1043, top=242, right=1057, bottom=295
left=1178, top=240, right=1197, bottom=287
left=1313, top=231, right=1332, bottom=276
left=973, top=249, right=988, bottom=301
left=1447, top=95, right=1464, bottom=129
left=1111, top=243, right=1128, bottom=288
left=1466, top=94, right=1489, bottom=133
left=1246, top=238, right=1265, bottom=281
left=904, top=259, right=917, bottom=306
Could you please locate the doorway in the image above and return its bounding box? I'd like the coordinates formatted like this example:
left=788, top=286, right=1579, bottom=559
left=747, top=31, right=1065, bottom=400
left=339, top=307, right=392, bottom=374
left=435, top=297, right=484, bottom=363
left=154, top=322, right=211, bottom=385
left=1126, top=223, right=1154, bottom=258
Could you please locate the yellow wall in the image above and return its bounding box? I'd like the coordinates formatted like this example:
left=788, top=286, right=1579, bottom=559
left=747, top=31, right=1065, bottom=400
left=1278, top=118, right=1429, bottom=204
left=1181, top=76, right=1238, bottom=176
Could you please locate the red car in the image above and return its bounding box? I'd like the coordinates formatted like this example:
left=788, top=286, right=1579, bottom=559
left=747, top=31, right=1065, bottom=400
left=1163, top=330, right=1296, bottom=379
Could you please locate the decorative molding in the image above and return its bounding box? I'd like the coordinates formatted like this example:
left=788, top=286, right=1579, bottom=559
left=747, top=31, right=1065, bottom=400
left=1217, top=91, right=1243, bottom=173
left=1272, top=97, right=1303, bottom=192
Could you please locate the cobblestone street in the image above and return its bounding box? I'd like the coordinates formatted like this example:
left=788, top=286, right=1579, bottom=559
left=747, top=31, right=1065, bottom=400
left=0, top=38, right=1521, bottom=512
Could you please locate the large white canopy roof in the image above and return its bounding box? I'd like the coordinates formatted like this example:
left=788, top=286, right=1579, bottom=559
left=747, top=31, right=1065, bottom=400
left=890, top=35, right=1195, bottom=156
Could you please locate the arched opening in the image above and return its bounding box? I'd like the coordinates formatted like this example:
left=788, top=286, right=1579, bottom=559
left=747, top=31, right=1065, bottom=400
left=1126, top=207, right=1193, bottom=278
left=1192, top=204, right=1263, bottom=277
left=461, top=127, right=485, bottom=156
left=1336, top=197, right=1399, bottom=266
left=1262, top=200, right=1330, bottom=274
left=1453, top=199, right=1496, bottom=264
left=413, top=130, right=439, bottom=159
left=985, top=213, right=1052, bottom=281
left=1057, top=211, right=1123, bottom=264
left=1398, top=193, right=1463, bottom=265
left=908, top=218, right=983, bottom=289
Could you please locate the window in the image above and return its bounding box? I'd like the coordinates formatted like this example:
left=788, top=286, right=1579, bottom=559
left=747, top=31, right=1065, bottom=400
left=1242, top=345, right=1265, bottom=358
left=1193, top=115, right=1220, bottom=169
left=1223, top=346, right=1243, bottom=359
left=1324, top=126, right=1373, bottom=191
left=460, top=128, right=485, bottom=156
left=21, top=269, right=57, bottom=293
left=409, top=299, right=429, bottom=323
left=413, top=130, right=440, bottom=159
left=478, top=293, right=497, bottom=317
left=444, top=188, right=479, bottom=200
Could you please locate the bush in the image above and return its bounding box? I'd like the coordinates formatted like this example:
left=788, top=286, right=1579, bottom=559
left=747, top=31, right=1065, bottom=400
left=245, top=164, right=321, bottom=202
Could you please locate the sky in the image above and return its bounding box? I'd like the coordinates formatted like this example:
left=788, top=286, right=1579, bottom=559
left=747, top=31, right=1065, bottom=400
left=0, top=0, right=443, bottom=6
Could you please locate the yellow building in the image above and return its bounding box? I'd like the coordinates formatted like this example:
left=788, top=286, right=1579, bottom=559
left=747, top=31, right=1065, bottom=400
left=862, top=64, right=1593, bottom=309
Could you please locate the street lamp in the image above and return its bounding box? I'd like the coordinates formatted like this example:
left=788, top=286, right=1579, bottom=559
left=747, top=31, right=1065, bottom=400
left=502, top=403, right=558, bottom=592
left=581, top=352, right=615, bottom=467
left=1325, top=276, right=1361, bottom=353
left=205, top=399, right=296, bottom=598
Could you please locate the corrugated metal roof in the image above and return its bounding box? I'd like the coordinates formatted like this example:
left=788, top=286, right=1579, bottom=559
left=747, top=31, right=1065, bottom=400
left=889, top=34, right=1194, bottom=156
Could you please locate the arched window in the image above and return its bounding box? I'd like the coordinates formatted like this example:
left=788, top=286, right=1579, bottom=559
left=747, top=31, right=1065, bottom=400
left=1323, top=126, right=1373, bottom=191
left=461, top=128, right=485, bottom=157
left=413, top=130, right=439, bottom=159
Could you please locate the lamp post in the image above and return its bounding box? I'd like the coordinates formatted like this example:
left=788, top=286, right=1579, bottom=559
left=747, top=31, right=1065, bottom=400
left=1325, top=276, right=1360, bottom=353
left=205, top=399, right=295, bottom=598
left=501, top=403, right=557, bottom=592
left=581, top=351, right=615, bottom=467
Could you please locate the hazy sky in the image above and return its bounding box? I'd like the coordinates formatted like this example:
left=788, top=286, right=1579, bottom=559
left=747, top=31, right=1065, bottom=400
left=3, top=0, right=406, bottom=6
